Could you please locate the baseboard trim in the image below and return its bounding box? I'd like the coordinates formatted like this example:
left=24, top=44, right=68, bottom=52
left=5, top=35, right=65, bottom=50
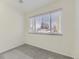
left=24, top=43, right=74, bottom=59
left=0, top=43, right=24, bottom=55
left=0, top=43, right=74, bottom=59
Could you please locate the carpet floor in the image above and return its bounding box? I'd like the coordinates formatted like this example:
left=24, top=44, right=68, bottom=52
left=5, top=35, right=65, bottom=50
left=0, top=44, right=73, bottom=59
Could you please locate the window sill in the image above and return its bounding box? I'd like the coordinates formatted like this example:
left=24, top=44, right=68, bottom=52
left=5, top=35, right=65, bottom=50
left=29, top=32, right=63, bottom=35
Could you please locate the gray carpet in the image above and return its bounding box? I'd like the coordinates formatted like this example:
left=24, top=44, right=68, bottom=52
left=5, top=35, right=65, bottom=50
left=0, top=44, right=73, bottom=59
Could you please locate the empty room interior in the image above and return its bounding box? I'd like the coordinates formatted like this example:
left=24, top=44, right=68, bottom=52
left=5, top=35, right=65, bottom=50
left=0, top=0, right=79, bottom=59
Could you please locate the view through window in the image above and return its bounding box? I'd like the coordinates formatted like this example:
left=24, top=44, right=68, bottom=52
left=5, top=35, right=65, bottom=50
left=29, top=9, right=62, bottom=34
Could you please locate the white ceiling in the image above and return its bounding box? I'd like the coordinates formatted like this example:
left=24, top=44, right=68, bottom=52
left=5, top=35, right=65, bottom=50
left=3, top=0, right=55, bottom=13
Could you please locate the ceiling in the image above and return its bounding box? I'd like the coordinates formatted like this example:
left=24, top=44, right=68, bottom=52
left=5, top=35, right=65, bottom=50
left=3, top=0, right=55, bottom=14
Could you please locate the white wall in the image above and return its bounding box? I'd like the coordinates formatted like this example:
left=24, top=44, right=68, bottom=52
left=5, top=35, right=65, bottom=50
left=74, top=0, right=79, bottom=59
left=0, top=1, right=24, bottom=53
left=24, top=0, right=75, bottom=57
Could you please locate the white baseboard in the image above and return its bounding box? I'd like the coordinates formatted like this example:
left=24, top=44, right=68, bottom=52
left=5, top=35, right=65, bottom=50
left=0, top=43, right=24, bottom=54
left=24, top=42, right=74, bottom=58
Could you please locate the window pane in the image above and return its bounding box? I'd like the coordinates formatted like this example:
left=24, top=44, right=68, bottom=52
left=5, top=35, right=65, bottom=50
left=35, top=14, right=50, bottom=33
left=29, top=17, right=35, bottom=32
left=29, top=9, right=62, bottom=34
left=50, top=10, right=62, bottom=33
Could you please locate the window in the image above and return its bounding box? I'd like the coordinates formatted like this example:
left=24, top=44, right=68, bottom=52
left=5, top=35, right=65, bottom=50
left=29, top=9, right=62, bottom=35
